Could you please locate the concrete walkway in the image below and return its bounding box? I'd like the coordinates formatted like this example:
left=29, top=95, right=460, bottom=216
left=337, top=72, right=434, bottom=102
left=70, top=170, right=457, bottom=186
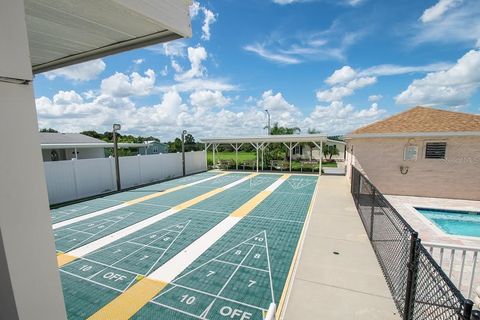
left=283, top=175, right=399, bottom=319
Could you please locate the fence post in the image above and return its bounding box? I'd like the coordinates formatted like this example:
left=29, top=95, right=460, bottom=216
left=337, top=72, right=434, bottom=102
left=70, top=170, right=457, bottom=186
left=404, top=232, right=420, bottom=320
left=369, top=188, right=376, bottom=241
left=463, top=299, right=473, bottom=320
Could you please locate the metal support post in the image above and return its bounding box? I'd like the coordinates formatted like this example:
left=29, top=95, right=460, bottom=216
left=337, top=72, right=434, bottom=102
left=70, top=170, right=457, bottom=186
left=464, top=300, right=474, bottom=320
left=403, top=232, right=419, bottom=320
left=113, top=124, right=121, bottom=191
left=181, top=130, right=186, bottom=176
left=369, top=188, right=376, bottom=240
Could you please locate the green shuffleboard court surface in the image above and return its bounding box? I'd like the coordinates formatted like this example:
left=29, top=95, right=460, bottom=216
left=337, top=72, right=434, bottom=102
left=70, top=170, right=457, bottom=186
left=50, top=172, right=219, bottom=223
left=54, top=172, right=318, bottom=319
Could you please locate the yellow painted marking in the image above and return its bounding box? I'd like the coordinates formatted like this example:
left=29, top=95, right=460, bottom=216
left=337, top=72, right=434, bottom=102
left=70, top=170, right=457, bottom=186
left=88, top=278, right=168, bottom=320
left=57, top=173, right=257, bottom=269
left=57, top=254, right=78, bottom=267
left=125, top=172, right=229, bottom=205
left=275, top=177, right=320, bottom=318
left=230, top=174, right=289, bottom=218
left=173, top=189, right=223, bottom=210
left=87, top=173, right=272, bottom=318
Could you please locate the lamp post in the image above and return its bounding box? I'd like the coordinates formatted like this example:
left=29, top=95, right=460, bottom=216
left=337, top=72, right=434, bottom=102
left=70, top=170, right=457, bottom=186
left=181, top=130, right=187, bottom=176
left=113, top=123, right=121, bottom=191
left=265, top=109, right=271, bottom=135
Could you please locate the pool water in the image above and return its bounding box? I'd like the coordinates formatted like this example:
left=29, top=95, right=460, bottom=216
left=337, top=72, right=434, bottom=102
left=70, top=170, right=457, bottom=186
left=416, top=207, right=480, bottom=237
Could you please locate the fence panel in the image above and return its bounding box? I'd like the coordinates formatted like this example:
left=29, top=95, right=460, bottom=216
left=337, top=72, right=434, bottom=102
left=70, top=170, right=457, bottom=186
left=74, top=158, right=115, bottom=198
left=44, top=160, right=77, bottom=204
left=186, top=151, right=207, bottom=175
left=44, top=151, right=206, bottom=204
left=350, top=166, right=472, bottom=320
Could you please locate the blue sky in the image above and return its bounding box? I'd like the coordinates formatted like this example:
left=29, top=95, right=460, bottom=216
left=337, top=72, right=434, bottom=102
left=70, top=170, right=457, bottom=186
left=34, top=0, right=480, bottom=141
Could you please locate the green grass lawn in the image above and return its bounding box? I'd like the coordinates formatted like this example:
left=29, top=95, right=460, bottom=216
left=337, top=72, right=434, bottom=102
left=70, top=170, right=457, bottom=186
left=207, top=151, right=337, bottom=169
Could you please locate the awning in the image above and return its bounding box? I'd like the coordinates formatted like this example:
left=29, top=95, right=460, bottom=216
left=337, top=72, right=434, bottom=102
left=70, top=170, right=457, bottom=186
left=200, top=134, right=346, bottom=145
left=25, top=0, right=192, bottom=73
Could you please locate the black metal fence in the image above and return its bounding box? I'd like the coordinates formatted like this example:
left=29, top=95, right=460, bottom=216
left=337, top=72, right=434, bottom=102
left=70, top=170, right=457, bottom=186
left=350, top=166, right=474, bottom=320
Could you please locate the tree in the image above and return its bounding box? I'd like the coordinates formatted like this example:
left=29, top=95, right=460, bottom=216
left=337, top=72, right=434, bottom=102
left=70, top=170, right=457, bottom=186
left=322, top=144, right=339, bottom=160
left=40, top=128, right=58, bottom=133
left=270, top=122, right=301, bottom=135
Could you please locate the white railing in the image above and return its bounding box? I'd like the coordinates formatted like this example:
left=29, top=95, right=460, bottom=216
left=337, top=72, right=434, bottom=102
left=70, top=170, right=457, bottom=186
left=424, top=242, right=480, bottom=299
left=44, top=151, right=206, bottom=205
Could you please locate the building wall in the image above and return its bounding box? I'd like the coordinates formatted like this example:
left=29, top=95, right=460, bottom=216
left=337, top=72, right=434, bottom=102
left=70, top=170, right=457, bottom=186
left=346, top=136, right=480, bottom=200
left=42, top=148, right=105, bottom=161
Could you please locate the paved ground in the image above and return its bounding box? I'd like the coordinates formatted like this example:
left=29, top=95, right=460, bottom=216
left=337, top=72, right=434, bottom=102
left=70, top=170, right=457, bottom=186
left=283, top=175, right=398, bottom=319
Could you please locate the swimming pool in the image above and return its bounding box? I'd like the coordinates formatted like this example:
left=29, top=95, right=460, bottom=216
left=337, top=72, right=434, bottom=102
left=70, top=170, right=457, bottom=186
left=416, top=207, right=480, bottom=237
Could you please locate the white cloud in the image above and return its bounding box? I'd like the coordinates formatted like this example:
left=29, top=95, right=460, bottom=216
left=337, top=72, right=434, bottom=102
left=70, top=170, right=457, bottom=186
left=53, top=90, right=83, bottom=105
left=359, top=63, right=452, bottom=77
left=201, top=8, right=216, bottom=40
left=316, top=77, right=376, bottom=102
left=420, top=0, right=463, bottom=23
left=244, top=23, right=364, bottom=64
left=272, top=0, right=365, bottom=6
left=304, top=101, right=385, bottom=134
left=43, top=59, right=106, bottom=81
left=133, top=59, right=145, bottom=65
left=171, top=60, right=183, bottom=73
left=325, top=66, right=357, bottom=85
left=147, top=41, right=187, bottom=57
left=257, top=90, right=302, bottom=126
left=175, top=47, right=208, bottom=81
left=160, top=66, right=168, bottom=77
left=158, top=78, right=237, bottom=93
left=412, top=0, right=480, bottom=46
left=244, top=43, right=302, bottom=64
left=101, top=69, right=156, bottom=97
left=190, top=1, right=201, bottom=18
left=318, top=62, right=452, bottom=103
left=368, top=94, right=383, bottom=102
left=272, top=0, right=301, bottom=4
left=396, top=49, right=480, bottom=107
left=189, top=1, right=217, bottom=40
left=190, top=90, right=231, bottom=109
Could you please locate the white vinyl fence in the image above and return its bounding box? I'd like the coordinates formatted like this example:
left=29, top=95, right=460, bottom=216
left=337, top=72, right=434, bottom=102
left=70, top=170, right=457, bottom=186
left=44, top=151, right=207, bottom=204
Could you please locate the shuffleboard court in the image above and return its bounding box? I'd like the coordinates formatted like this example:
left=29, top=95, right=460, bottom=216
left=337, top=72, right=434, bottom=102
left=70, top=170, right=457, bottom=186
left=54, top=173, right=250, bottom=253
left=50, top=172, right=221, bottom=224
left=52, top=172, right=318, bottom=320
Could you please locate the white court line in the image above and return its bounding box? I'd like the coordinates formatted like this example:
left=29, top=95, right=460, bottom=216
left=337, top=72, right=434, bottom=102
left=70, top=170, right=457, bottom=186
left=63, top=174, right=254, bottom=260
left=52, top=174, right=225, bottom=230
left=148, top=177, right=287, bottom=284
left=53, top=203, right=131, bottom=230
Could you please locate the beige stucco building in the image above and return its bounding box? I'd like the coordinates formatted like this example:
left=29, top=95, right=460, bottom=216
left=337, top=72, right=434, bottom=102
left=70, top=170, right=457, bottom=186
left=346, top=106, right=480, bottom=201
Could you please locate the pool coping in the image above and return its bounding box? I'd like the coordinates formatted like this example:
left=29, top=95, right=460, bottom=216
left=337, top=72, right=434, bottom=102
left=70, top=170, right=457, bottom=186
left=385, top=195, right=480, bottom=248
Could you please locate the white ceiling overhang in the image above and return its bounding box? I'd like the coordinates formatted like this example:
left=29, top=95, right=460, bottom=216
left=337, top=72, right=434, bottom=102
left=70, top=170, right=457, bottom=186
left=25, top=0, right=192, bottom=73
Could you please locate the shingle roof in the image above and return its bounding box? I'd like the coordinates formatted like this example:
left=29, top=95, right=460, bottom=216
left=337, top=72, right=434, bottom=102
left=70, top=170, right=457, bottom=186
left=350, top=106, right=480, bottom=135
left=39, top=133, right=107, bottom=145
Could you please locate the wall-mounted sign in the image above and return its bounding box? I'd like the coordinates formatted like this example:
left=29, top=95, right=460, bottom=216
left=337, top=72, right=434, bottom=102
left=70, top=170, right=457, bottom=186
left=404, top=145, right=418, bottom=161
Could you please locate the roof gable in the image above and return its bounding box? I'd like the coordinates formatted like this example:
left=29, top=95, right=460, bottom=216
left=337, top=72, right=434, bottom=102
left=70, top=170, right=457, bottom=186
left=351, top=106, right=480, bottom=135
left=39, top=133, right=106, bottom=145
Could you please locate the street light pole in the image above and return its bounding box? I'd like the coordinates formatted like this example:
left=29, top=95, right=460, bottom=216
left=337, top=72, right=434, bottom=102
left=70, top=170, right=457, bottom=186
left=113, top=123, right=121, bottom=191
left=265, top=109, right=271, bottom=135
left=181, top=130, right=187, bottom=176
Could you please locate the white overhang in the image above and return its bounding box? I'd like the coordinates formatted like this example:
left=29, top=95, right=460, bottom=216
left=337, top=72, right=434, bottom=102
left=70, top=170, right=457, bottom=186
left=25, top=0, right=192, bottom=74
left=200, top=134, right=331, bottom=144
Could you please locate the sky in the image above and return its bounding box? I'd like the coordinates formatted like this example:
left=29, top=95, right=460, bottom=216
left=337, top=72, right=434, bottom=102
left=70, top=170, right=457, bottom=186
left=33, top=0, right=480, bottom=141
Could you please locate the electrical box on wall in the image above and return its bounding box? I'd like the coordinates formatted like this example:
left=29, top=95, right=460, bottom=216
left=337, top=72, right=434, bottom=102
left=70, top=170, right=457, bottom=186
left=404, top=145, right=418, bottom=161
